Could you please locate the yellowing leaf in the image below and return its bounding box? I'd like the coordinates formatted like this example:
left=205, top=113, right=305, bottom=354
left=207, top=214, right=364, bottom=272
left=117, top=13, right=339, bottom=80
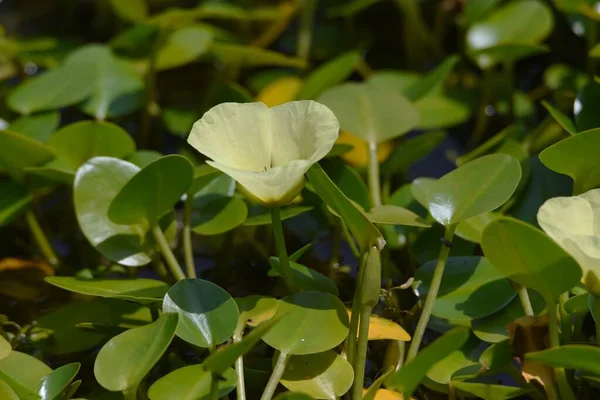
left=362, top=388, right=410, bottom=399
left=337, top=131, right=392, bottom=167
left=256, top=76, right=302, bottom=107
left=0, top=258, right=54, bottom=276
left=347, top=309, right=410, bottom=341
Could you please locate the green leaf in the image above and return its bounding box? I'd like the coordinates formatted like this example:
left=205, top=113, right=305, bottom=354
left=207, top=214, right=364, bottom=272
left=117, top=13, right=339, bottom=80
left=0, top=180, right=31, bottom=227
left=0, top=130, right=55, bottom=182
left=156, top=26, right=213, bottom=71
left=544, top=63, right=589, bottom=92
left=0, top=336, right=10, bottom=360
left=463, top=0, right=502, bottom=24
left=366, top=205, right=430, bottom=227
left=455, top=212, right=501, bottom=243
left=0, top=351, right=52, bottom=399
left=542, top=101, right=577, bottom=136
left=148, top=365, right=236, bottom=400
left=45, top=277, right=168, bottom=303
left=318, top=81, right=419, bottom=144
left=322, top=159, right=370, bottom=210
left=278, top=350, right=353, bottom=397
left=244, top=206, right=313, bottom=226
left=94, top=313, right=178, bottom=393
left=74, top=157, right=152, bottom=266
left=211, top=43, right=306, bottom=68
left=526, top=345, right=600, bottom=375
left=385, top=327, right=470, bottom=397
left=76, top=46, right=144, bottom=120
left=472, top=290, right=545, bottom=343
left=204, top=317, right=281, bottom=375
left=268, top=258, right=339, bottom=296
left=108, top=155, right=193, bottom=226
left=575, top=81, right=600, bottom=132
left=37, top=363, right=80, bottom=400
left=275, top=393, right=314, bottom=400
left=415, top=256, right=516, bottom=322
left=381, top=131, right=446, bottom=176
left=163, top=279, right=239, bottom=348
left=426, top=334, right=481, bottom=385
left=466, top=0, right=553, bottom=68
left=107, top=0, right=148, bottom=22
left=9, top=111, right=60, bottom=142
left=128, top=150, right=163, bottom=168
left=306, top=163, right=383, bottom=252
left=0, top=380, right=19, bottom=400
left=295, top=51, right=361, bottom=100
left=191, top=196, right=247, bottom=235
left=453, top=381, right=529, bottom=399
left=427, top=154, right=521, bottom=225
left=236, top=295, right=279, bottom=327
left=403, top=54, right=459, bottom=101
left=326, top=0, right=384, bottom=17
left=539, top=128, right=600, bottom=194
left=262, top=291, right=349, bottom=355
left=481, top=217, right=582, bottom=301
left=36, top=298, right=152, bottom=355
left=471, top=43, right=549, bottom=67
left=413, top=95, right=471, bottom=130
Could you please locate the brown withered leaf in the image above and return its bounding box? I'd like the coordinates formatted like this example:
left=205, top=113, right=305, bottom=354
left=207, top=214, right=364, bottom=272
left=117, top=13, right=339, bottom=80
left=0, top=257, right=54, bottom=300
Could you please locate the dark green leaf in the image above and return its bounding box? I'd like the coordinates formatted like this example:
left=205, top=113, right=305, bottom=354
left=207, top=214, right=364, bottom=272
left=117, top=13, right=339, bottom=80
left=0, top=180, right=31, bottom=226
left=191, top=196, right=247, bottom=235
left=37, top=363, right=80, bottom=400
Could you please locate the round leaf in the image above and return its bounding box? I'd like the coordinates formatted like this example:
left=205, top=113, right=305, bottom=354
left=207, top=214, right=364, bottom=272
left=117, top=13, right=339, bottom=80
left=45, top=277, right=168, bottom=303
left=415, top=256, right=516, bottom=322
left=427, top=154, right=521, bottom=225
left=318, top=82, right=420, bottom=144
left=94, top=313, right=178, bottom=392
left=148, top=365, right=236, bottom=400
left=162, top=279, right=239, bottom=348
left=481, top=217, right=582, bottom=301
left=262, top=291, right=349, bottom=355
left=279, top=350, right=353, bottom=398
left=108, top=155, right=194, bottom=226
left=346, top=309, right=410, bottom=341
left=191, top=196, right=247, bottom=235
left=236, top=295, right=279, bottom=327
left=74, top=157, right=151, bottom=266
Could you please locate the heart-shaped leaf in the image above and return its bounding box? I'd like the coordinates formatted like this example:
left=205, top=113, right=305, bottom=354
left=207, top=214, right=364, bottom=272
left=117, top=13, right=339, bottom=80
left=386, top=327, right=470, bottom=397
left=148, top=365, right=236, bottom=400
left=426, top=154, right=521, bottom=225
left=278, top=350, right=353, bottom=398
left=163, top=279, right=239, bottom=349
left=74, top=157, right=151, bottom=266
left=481, top=217, right=582, bottom=301
left=415, top=256, right=516, bottom=322
left=37, top=363, right=80, bottom=400
left=539, top=128, right=600, bottom=194
left=108, top=155, right=193, bottom=226
left=45, top=277, right=168, bottom=303
left=318, top=81, right=419, bottom=144
left=94, top=313, right=178, bottom=393
left=295, top=51, right=360, bottom=100
left=262, top=291, right=349, bottom=355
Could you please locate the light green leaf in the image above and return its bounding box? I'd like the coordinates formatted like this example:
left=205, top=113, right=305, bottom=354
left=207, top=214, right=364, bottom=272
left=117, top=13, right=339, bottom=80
left=45, top=277, right=168, bottom=303
left=0, top=130, right=55, bottom=182
left=148, top=365, right=236, bottom=400
left=296, top=51, right=361, bottom=100
left=542, top=100, right=577, bottom=136
left=156, top=26, right=213, bottom=71
left=37, top=363, right=80, bottom=400
left=9, top=112, right=60, bottom=142
left=191, top=196, right=247, bottom=235
left=366, top=205, right=430, bottom=227
left=107, top=0, right=148, bottom=22
left=526, top=345, right=600, bottom=375
left=211, top=43, right=305, bottom=68
left=244, top=206, right=313, bottom=226
left=0, top=351, right=52, bottom=399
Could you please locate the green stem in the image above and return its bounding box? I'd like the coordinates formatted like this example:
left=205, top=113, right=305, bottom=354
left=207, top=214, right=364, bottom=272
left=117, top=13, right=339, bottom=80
left=505, top=62, right=515, bottom=122
left=515, top=284, right=534, bottom=316
left=467, top=69, right=493, bottom=149
left=296, top=0, right=317, bottom=64
left=209, top=374, right=219, bottom=400
left=260, top=352, right=289, bottom=400
left=367, top=141, right=382, bottom=207
left=347, top=251, right=368, bottom=366
left=352, top=305, right=372, bottom=400
left=140, top=28, right=167, bottom=149
left=547, top=298, right=576, bottom=400
left=341, top=220, right=360, bottom=259
left=183, top=195, right=196, bottom=278
left=559, top=292, right=572, bottom=344
left=152, top=225, right=186, bottom=281
left=25, top=210, right=59, bottom=268
left=271, top=207, right=297, bottom=292
left=233, top=330, right=247, bottom=400
left=123, top=388, right=137, bottom=400
left=594, top=296, right=600, bottom=347
left=152, top=255, right=169, bottom=281
left=406, top=223, right=456, bottom=362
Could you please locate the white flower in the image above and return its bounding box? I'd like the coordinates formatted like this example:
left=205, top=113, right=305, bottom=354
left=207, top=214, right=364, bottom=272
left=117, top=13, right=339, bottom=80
left=188, top=101, right=339, bottom=206
left=538, top=188, right=600, bottom=294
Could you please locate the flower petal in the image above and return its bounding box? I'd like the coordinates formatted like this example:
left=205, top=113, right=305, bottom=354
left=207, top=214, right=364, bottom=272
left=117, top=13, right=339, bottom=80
left=269, top=100, right=339, bottom=167
left=188, top=102, right=271, bottom=171
left=207, top=159, right=310, bottom=205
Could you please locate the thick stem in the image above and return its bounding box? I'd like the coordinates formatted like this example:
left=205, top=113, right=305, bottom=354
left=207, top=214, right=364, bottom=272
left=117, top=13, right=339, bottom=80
left=367, top=141, right=382, bottom=208
left=352, top=305, right=373, bottom=400
left=547, top=298, right=576, bottom=400
left=271, top=207, right=297, bottom=292
left=25, top=210, right=60, bottom=268
left=183, top=195, right=196, bottom=278
left=559, top=292, right=572, bottom=344
left=209, top=374, right=219, bottom=400
left=152, top=225, right=186, bottom=281
left=123, top=388, right=137, bottom=400
left=233, top=330, right=247, bottom=400
left=515, top=284, right=534, bottom=316
left=406, top=224, right=456, bottom=362
left=595, top=296, right=600, bottom=347
left=296, top=0, right=317, bottom=63
left=260, top=352, right=289, bottom=400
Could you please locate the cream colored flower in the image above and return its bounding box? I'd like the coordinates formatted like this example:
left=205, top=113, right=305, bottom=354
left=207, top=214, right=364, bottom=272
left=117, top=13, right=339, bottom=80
left=538, top=188, right=600, bottom=294
left=188, top=101, right=339, bottom=206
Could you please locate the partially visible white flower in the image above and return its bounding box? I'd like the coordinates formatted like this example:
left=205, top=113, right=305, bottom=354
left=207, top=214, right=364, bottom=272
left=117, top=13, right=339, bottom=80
left=188, top=101, right=339, bottom=206
left=538, top=188, right=600, bottom=294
